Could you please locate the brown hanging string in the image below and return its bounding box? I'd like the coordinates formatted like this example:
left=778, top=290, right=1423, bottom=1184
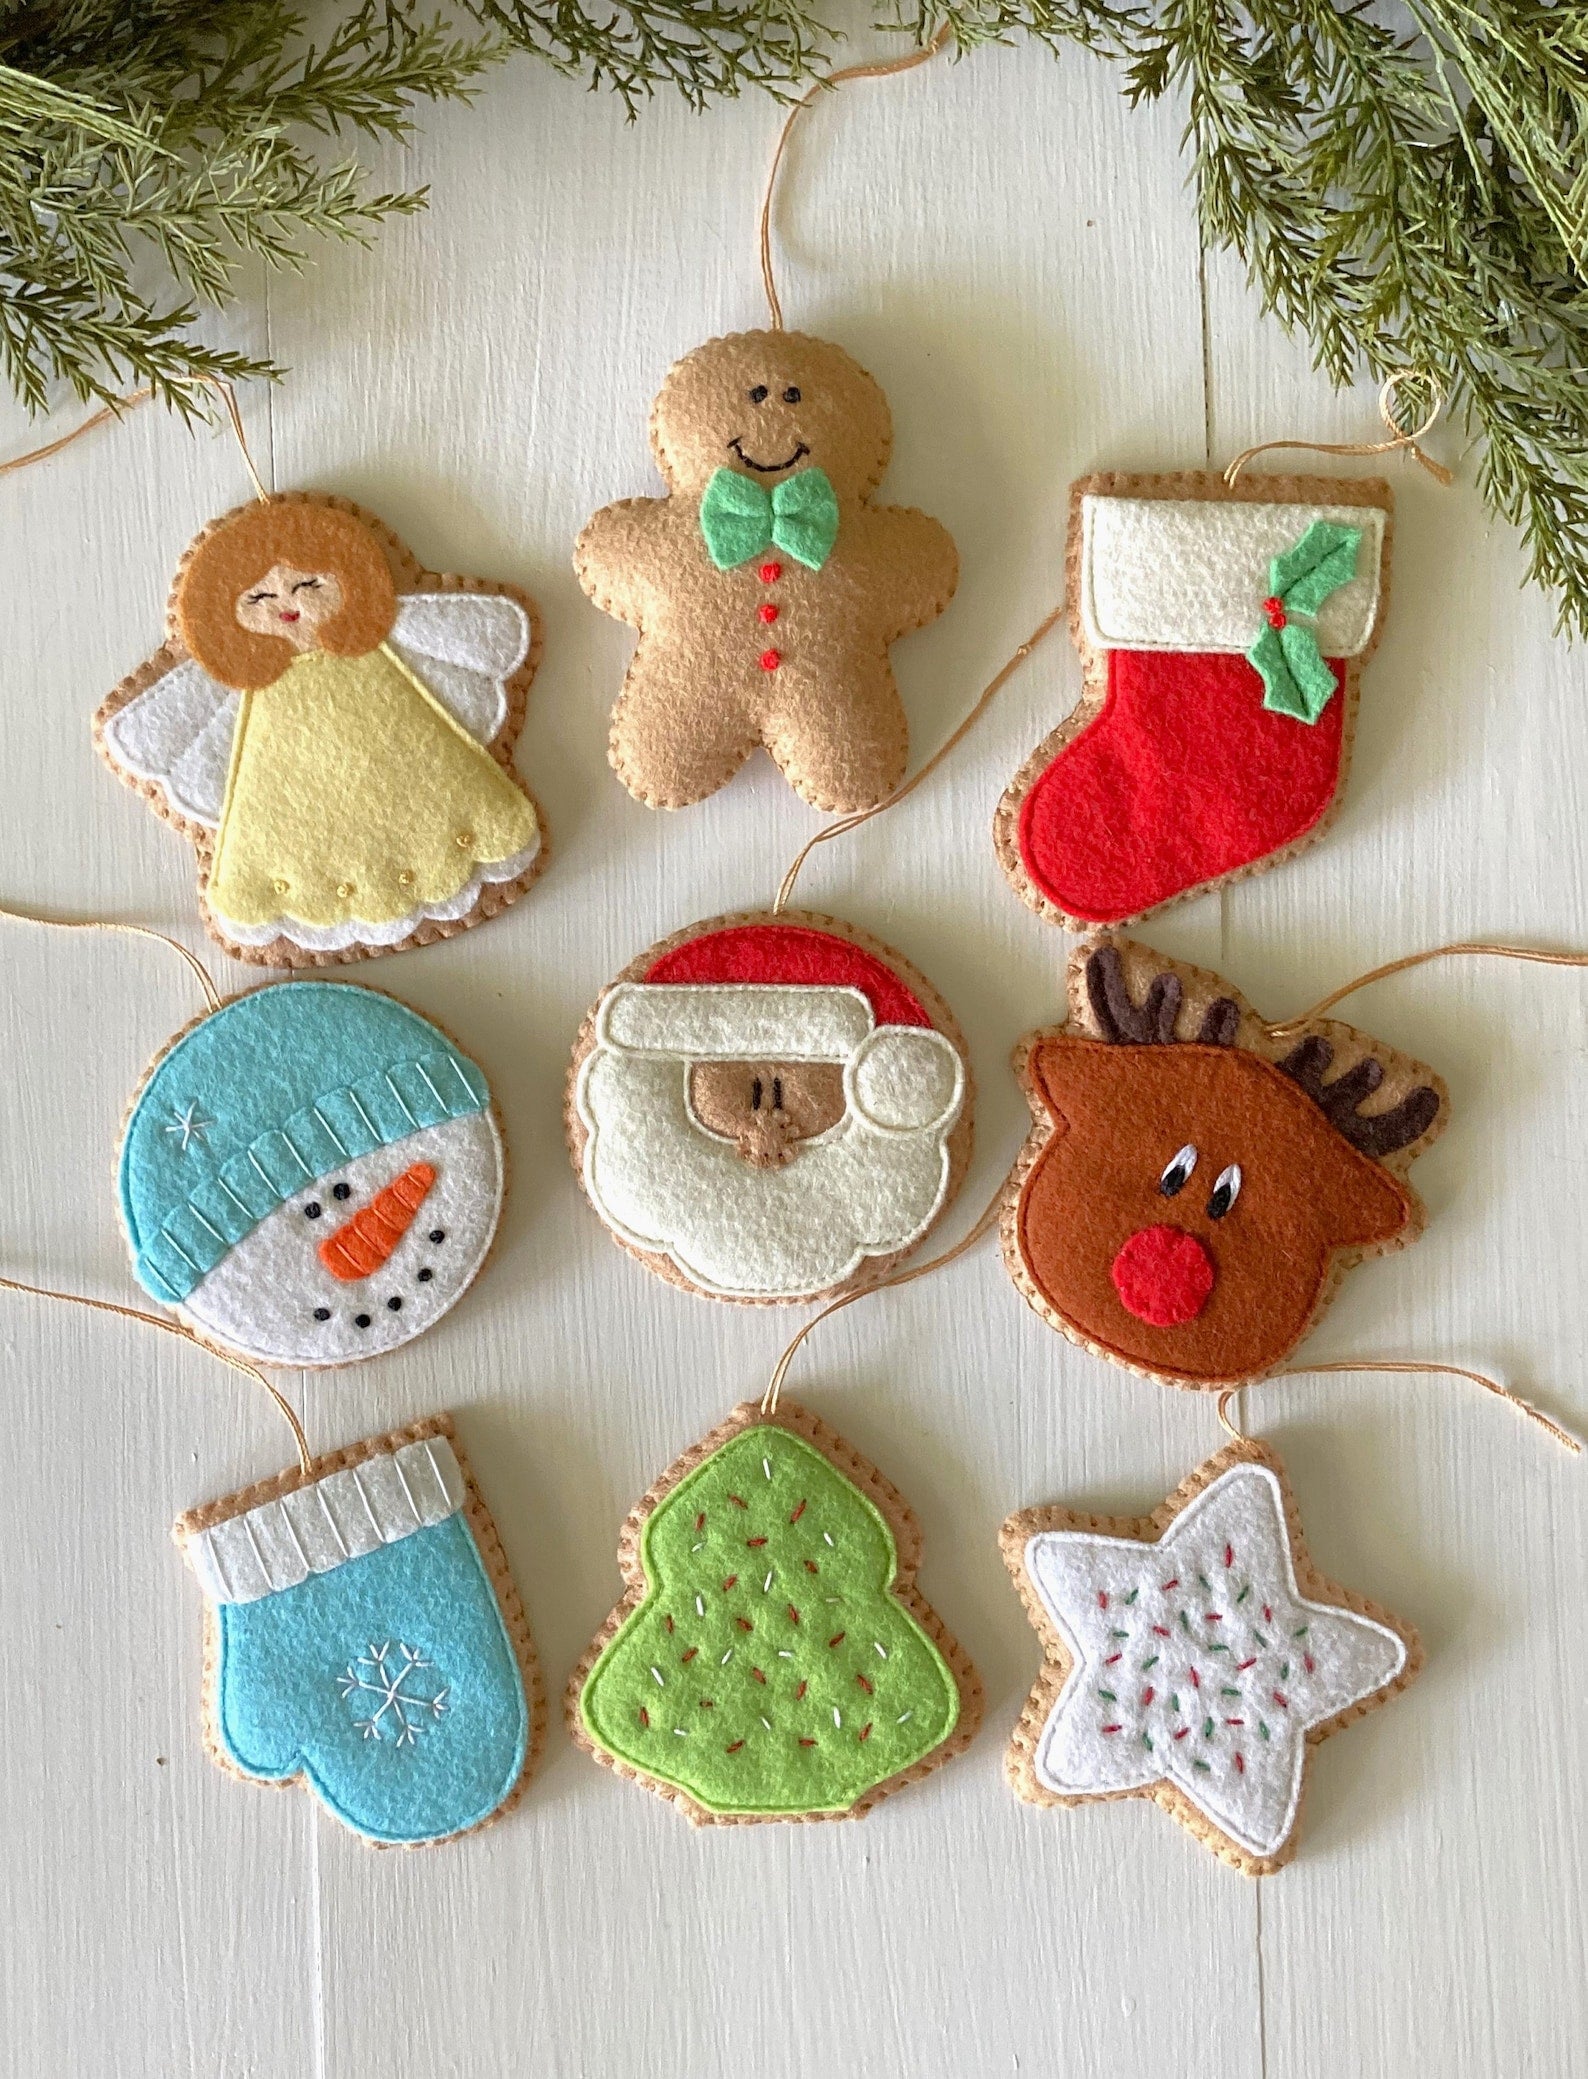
left=759, top=23, right=953, bottom=332
left=1224, top=371, right=1454, bottom=490
left=0, top=1272, right=313, bottom=1472
left=1216, top=1362, right=1579, bottom=1457
left=0, top=374, right=268, bottom=499
left=1266, top=941, right=1588, bottom=1036
left=761, top=1170, right=1006, bottom=1415
left=772, top=601, right=1066, bottom=913
left=1, top=902, right=221, bottom=1012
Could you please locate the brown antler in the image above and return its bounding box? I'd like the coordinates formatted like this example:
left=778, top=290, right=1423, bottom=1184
left=1277, top=1036, right=1441, bottom=1158
left=1085, top=946, right=1237, bottom=1047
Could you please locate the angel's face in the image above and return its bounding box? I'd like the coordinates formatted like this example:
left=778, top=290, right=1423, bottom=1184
left=234, top=562, right=345, bottom=652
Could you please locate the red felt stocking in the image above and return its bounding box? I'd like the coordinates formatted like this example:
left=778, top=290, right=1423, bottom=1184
left=996, top=473, right=1392, bottom=930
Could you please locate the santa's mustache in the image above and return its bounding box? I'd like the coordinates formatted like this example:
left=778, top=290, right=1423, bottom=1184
left=577, top=1047, right=961, bottom=1299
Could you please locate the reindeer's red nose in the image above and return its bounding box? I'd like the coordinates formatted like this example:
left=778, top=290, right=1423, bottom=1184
left=1111, top=1224, right=1214, bottom=1326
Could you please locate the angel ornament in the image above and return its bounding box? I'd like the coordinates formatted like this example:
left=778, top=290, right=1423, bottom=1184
left=97, top=494, right=547, bottom=965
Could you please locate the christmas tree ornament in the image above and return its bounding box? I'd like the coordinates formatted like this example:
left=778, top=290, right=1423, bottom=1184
left=1001, top=936, right=1447, bottom=1389
left=175, top=1412, right=540, bottom=1847
left=996, top=472, right=1393, bottom=927
left=1001, top=1435, right=1419, bottom=1874
left=568, top=1397, right=979, bottom=1823
left=120, top=978, right=505, bottom=1366
left=567, top=909, right=972, bottom=1304
left=574, top=37, right=957, bottom=814
left=97, top=478, right=546, bottom=966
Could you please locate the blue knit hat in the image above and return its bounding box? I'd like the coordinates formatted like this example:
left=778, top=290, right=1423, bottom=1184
left=119, top=982, right=490, bottom=1305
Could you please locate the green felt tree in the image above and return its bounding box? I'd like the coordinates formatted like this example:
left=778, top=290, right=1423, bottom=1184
left=578, top=1420, right=962, bottom=1817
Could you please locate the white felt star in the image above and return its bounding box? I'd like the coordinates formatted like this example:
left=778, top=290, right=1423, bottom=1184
left=1005, top=1442, right=1418, bottom=1870
left=163, top=1101, right=214, bottom=1152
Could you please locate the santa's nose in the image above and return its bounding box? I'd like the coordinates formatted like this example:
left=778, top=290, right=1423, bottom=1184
left=318, top=1162, right=436, bottom=1281
left=1111, top=1224, right=1214, bottom=1326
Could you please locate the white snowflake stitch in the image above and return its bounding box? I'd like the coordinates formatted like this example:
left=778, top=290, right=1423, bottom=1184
left=338, top=1642, right=449, bottom=1747
left=1001, top=1441, right=1421, bottom=1874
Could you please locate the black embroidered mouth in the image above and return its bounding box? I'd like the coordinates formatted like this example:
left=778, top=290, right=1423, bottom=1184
left=728, top=437, right=810, bottom=474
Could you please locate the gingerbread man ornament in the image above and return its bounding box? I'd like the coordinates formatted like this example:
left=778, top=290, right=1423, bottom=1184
left=575, top=331, right=958, bottom=814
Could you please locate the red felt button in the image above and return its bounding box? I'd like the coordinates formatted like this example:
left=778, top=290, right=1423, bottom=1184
left=759, top=562, right=782, bottom=583
left=758, top=603, right=779, bottom=624
left=1110, top=1224, right=1214, bottom=1326
left=759, top=648, right=781, bottom=671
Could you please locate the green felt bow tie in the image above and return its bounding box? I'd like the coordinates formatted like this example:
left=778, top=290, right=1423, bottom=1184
left=1246, top=519, right=1364, bottom=723
left=699, top=465, right=840, bottom=572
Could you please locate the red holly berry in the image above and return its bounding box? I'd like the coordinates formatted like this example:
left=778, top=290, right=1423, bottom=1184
left=1262, top=596, right=1287, bottom=629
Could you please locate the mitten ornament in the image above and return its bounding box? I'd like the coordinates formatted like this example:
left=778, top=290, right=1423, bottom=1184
left=567, top=910, right=972, bottom=1303
left=568, top=1399, right=979, bottom=1822
left=176, top=1414, right=541, bottom=1846
left=575, top=331, right=957, bottom=813
left=97, top=492, right=545, bottom=965
left=1001, top=1437, right=1419, bottom=1873
left=119, top=979, right=504, bottom=1366
left=996, top=475, right=1391, bottom=927
left=1002, top=938, right=1446, bottom=1388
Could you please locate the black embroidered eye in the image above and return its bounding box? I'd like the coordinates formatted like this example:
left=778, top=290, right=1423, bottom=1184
left=291, top=577, right=322, bottom=592
left=417, top=1267, right=434, bottom=1283
left=748, top=385, right=769, bottom=403
left=313, top=1306, right=331, bottom=1322
left=386, top=1296, right=403, bottom=1312
left=354, top=1312, right=372, bottom=1328
left=1159, top=1144, right=1197, bottom=1198
left=332, top=1182, right=351, bottom=1200
left=782, top=386, right=801, bottom=403
left=245, top=589, right=276, bottom=603
left=1207, top=1164, right=1243, bottom=1219
left=428, top=1228, right=446, bottom=1244
left=751, top=1077, right=764, bottom=1111
left=772, top=1077, right=784, bottom=1109
left=303, top=1200, right=323, bottom=1219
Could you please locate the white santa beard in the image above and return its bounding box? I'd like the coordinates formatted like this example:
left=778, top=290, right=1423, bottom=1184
left=576, top=1048, right=958, bottom=1299
left=177, top=1112, right=503, bottom=1366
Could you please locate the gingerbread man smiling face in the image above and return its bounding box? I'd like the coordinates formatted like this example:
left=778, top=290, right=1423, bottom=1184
left=575, top=330, right=958, bottom=814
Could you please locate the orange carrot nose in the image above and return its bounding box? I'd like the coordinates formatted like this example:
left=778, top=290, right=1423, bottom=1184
left=317, top=1162, right=437, bottom=1282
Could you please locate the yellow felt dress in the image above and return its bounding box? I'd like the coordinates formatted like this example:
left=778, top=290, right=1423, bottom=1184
left=207, top=645, right=537, bottom=937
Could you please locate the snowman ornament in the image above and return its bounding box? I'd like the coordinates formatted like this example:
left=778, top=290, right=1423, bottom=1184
left=118, top=981, right=505, bottom=1366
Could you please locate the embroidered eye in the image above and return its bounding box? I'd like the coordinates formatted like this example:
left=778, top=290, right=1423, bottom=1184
left=751, top=1077, right=764, bottom=1110
left=1207, top=1164, right=1243, bottom=1219
left=772, top=1076, right=784, bottom=1109
left=291, top=577, right=322, bottom=592
left=1159, top=1144, right=1198, bottom=1198
left=331, top=1181, right=351, bottom=1200
left=748, top=385, right=769, bottom=403
left=245, top=589, right=277, bottom=604
left=782, top=386, right=801, bottom=403
left=303, top=1200, right=323, bottom=1219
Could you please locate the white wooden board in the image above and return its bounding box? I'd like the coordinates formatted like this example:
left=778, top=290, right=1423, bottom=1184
left=1, top=27, right=1584, bottom=2078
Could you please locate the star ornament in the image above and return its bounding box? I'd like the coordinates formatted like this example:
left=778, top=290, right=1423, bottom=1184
left=1000, top=1439, right=1421, bottom=1875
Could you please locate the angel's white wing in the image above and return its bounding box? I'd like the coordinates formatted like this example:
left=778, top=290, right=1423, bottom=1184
left=99, top=657, right=240, bottom=829
left=387, top=591, right=531, bottom=744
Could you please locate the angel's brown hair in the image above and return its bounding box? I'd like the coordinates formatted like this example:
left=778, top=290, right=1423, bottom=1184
left=174, top=497, right=397, bottom=691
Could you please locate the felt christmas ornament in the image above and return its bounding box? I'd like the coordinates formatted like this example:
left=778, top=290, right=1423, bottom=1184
left=1001, top=937, right=1447, bottom=1390
left=565, top=909, right=973, bottom=1304
left=575, top=330, right=957, bottom=814
left=119, top=978, right=505, bottom=1366
left=96, top=491, right=546, bottom=967
left=994, top=474, right=1393, bottom=929
left=567, top=1398, right=980, bottom=1823
left=175, top=1412, right=543, bottom=1847
left=1001, top=1436, right=1420, bottom=1874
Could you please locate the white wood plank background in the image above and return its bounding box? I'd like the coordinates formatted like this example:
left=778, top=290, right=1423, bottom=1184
left=3, top=26, right=1585, bottom=2077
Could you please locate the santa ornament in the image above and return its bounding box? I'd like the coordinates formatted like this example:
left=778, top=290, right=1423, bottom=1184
left=995, top=473, right=1393, bottom=928
left=120, top=979, right=505, bottom=1366
left=566, top=912, right=972, bottom=1304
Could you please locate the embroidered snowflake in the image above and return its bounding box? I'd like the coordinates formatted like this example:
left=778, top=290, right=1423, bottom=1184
left=163, top=1101, right=214, bottom=1152
left=337, top=1642, right=449, bottom=1746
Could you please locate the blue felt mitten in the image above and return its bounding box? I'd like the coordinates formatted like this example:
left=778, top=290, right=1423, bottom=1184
left=178, top=1418, right=533, bottom=1845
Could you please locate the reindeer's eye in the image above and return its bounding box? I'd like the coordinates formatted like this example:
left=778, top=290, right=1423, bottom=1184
left=782, top=386, right=802, bottom=403
left=1207, top=1164, right=1242, bottom=1219
left=748, top=385, right=769, bottom=403
left=1159, top=1144, right=1198, bottom=1197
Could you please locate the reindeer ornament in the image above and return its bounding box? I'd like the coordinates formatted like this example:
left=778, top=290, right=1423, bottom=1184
left=1001, top=938, right=1448, bottom=1390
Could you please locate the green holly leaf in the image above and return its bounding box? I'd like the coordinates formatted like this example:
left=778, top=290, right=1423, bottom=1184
left=1268, top=520, right=1363, bottom=617
left=1248, top=622, right=1339, bottom=722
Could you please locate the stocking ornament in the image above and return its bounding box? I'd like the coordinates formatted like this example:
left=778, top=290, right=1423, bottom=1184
left=996, top=473, right=1392, bottom=928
